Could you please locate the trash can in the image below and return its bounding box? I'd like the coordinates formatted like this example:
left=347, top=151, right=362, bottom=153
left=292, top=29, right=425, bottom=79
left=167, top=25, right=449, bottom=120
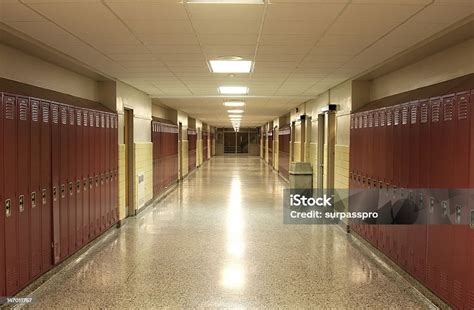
left=289, top=162, right=313, bottom=189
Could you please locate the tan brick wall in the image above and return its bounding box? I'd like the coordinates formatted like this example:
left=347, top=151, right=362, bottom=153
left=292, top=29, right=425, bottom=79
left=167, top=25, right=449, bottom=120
left=118, top=144, right=126, bottom=220
left=134, top=142, right=153, bottom=212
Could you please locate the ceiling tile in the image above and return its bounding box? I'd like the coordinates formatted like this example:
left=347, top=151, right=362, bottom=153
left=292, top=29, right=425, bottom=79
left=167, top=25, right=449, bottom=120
left=193, top=19, right=260, bottom=34
left=265, top=3, right=345, bottom=21
left=106, top=3, right=187, bottom=20
left=126, top=20, right=194, bottom=35
left=198, top=34, right=258, bottom=45
left=187, top=3, right=264, bottom=20
left=262, top=20, right=327, bottom=35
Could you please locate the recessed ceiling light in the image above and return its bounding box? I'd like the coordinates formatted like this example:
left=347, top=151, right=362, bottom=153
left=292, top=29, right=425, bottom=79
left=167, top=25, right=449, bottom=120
left=210, top=60, right=252, bottom=73
left=219, top=86, right=248, bottom=95
left=227, top=110, right=243, bottom=113
left=187, top=0, right=263, bottom=4
left=223, top=101, right=245, bottom=107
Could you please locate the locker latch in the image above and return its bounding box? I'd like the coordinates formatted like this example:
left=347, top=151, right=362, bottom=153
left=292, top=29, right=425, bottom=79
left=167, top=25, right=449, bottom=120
left=367, top=178, right=371, bottom=189
left=429, top=197, right=434, bottom=213
left=83, top=179, right=87, bottom=191
left=95, top=177, right=99, bottom=187
left=42, top=189, right=47, bottom=205
left=393, top=186, right=397, bottom=199
left=69, top=182, right=73, bottom=196
left=76, top=181, right=81, bottom=193
left=31, top=192, right=37, bottom=209
left=470, top=210, right=474, bottom=229
left=61, top=185, right=65, bottom=199
left=101, top=175, right=104, bottom=185
left=106, top=173, right=109, bottom=183
left=89, top=177, right=93, bottom=189
left=455, top=205, right=461, bottom=224
left=19, top=195, right=25, bottom=213
left=5, top=199, right=11, bottom=217
left=418, top=193, right=424, bottom=210
left=442, top=201, right=448, bottom=217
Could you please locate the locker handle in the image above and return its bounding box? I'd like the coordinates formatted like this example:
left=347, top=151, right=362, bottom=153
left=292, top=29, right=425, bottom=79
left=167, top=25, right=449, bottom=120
left=101, top=175, right=104, bottom=185
left=470, top=210, right=474, bottom=229
left=455, top=205, right=461, bottom=224
left=418, top=193, right=424, bottom=210
left=95, top=177, right=99, bottom=187
left=19, top=195, right=25, bottom=213
left=42, top=189, right=47, bottom=205
left=5, top=199, right=12, bottom=217
left=429, top=197, right=434, bottom=214
left=76, top=181, right=81, bottom=193
left=69, top=182, right=73, bottom=196
left=31, top=192, right=37, bottom=209
left=442, top=201, right=448, bottom=217
left=61, top=185, right=65, bottom=199
left=89, top=177, right=93, bottom=189
left=83, top=179, right=88, bottom=191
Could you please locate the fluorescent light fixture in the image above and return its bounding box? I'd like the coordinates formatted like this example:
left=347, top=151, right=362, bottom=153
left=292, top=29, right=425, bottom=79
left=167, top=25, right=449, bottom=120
left=187, top=0, right=263, bottom=4
left=209, top=60, right=252, bottom=73
left=218, top=86, right=248, bottom=95
left=223, top=101, right=245, bottom=107
left=227, top=110, right=243, bottom=113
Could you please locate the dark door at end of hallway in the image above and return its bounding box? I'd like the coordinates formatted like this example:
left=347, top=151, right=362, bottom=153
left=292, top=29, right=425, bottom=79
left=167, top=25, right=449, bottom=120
left=237, top=132, right=248, bottom=153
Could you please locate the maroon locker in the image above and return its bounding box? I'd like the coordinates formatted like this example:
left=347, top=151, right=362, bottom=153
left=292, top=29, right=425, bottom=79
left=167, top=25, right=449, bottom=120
left=100, top=113, right=106, bottom=232
left=398, top=104, right=410, bottom=269
left=367, top=111, right=374, bottom=184
left=3, top=94, right=19, bottom=295
left=105, top=114, right=110, bottom=227
left=379, top=108, right=387, bottom=185
left=17, top=97, right=30, bottom=288
left=29, top=99, right=42, bottom=279
left=112, top=115, right=118, bottom=223
left=372, top=110, right=380, bottom=183
left=89, top=112, right=96, bottom=238
left=95, top=112, right=101, bottom=235
left=50, top=103, right=60, bottom=264
left=82, top=110, right=90, bottom=242
left=75, top=109, right=83, bottom=249
left=68, top=107, right=76, bottom=254
left=59, top=104, right=69, bottom=259
left=0, top=94, right=5, bottom=297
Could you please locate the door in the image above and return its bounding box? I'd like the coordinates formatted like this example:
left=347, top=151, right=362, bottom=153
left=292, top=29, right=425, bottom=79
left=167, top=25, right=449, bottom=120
left=237, top=132, right=249, bottom=154
left=124, top=109, right=134, bottom=217
left=317, top=114, right=325, bottom=188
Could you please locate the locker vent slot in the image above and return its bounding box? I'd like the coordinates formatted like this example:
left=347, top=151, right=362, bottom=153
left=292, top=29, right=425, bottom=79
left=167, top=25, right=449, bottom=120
left=431, top=103, right=440, bottom=123
left=374, top=112, right=379, bottom=127
left=106, top=115, right=110, bottom=128
left=19, top=100, right=28, bottom=120
left=421, top=105, right=428, bottom=123
left=386, top=110, right=392, bottom=126
left=96, top=115, right=100, bottom=127
left=394, top=109, right=400, bottom=125
left=363, top=114, right=367, bottom=128
left=458, top=99, right=468, bottom=120
left=31, top=101, right=39, bottom=122
left=443, top=102, right=453, bottom=121
left=402, top=106, right=408, bottom=125
left=61, top=108, right=67, bottom=124
left=84, top=112, right=88, bottom=126
left=380, top=111, right=386, bottom=126
left=77, top=111, right=82, bottom=126
left=90, top=114, right=94, bottom=126
left=410, top=106, right=417, bottom=124
left=368, top=113, right=373, bottom=127
left=43, top=103, right=50, bottom=123
left=101, top=115, right=105, bottom=128
left=69, top=109, right=75, bottom=125
left=5, top=100, right=15, bottom=120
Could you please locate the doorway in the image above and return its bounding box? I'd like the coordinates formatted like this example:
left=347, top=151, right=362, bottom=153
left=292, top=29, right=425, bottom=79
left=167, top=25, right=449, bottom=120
left=124, top=108, right=134, bottom=217
left=178, top=122, right=183, bottom=180
left=317, top=114, right=325, bottom=188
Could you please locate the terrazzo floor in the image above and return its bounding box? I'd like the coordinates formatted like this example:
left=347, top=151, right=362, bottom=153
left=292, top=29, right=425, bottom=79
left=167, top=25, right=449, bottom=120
left=23, top=156, right=432, bottom=309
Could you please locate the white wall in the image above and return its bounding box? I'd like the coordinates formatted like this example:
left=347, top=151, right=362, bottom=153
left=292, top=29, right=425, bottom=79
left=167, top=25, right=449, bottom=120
left=116, top=81, right=152, bottom=143
left=0, top=43, right=99, bottom=101
left=370, top=39, right=474, bottom=101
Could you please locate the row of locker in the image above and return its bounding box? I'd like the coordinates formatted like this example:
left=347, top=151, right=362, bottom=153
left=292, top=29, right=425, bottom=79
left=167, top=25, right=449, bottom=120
left=278, top=126, right=291, bottom=180
left=202, top=131, right=209, bottom=162
left=0, top=93, right=118, bottom=297
left=152, top=121, right=179, bottom=197
left=267, top=130, right=273, bottom=166
left=188, top=129, right=197, bottom=173
left=349, top=89, right=474, bottom=309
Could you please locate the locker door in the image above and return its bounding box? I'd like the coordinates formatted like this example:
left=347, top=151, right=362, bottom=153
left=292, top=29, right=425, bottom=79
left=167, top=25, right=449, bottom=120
left=59, top=104, right=69, bottom=259
left=89, top=112, right=96, bottom=238
left=82, top=110, right=89, bottom=242
left=68, top=107, right=76, bottom=254
left=3, top=94, right=19, bottom=295
left=29, top=99, right=42, bottom=279
left=75, top=109, right=83, bottom=249
left=50, top=103, right=60, bottom=265
left=450, top=91, right=471, bottom=308
left=105, top=114, right=110, bottom=227
left=17, top=97, right=31, bottom=288
left=0, top=94, right=5, bottom=297
left=114, top=115, right=119, bottom=223
left=95, top=112, right=101, bottom=235
left=100, top=113, right=106, bottom=232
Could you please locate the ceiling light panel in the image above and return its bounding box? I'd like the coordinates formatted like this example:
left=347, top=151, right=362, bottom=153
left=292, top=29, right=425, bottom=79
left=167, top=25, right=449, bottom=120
left=209, top=60, right=253, bottom=73
left=223, top=101, right=245, bottom=107
left=228, top=110, right=244, bottom=113
left=218, top=86, right=249, bottom=95
left=187, top=0, right=264, bottom=4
